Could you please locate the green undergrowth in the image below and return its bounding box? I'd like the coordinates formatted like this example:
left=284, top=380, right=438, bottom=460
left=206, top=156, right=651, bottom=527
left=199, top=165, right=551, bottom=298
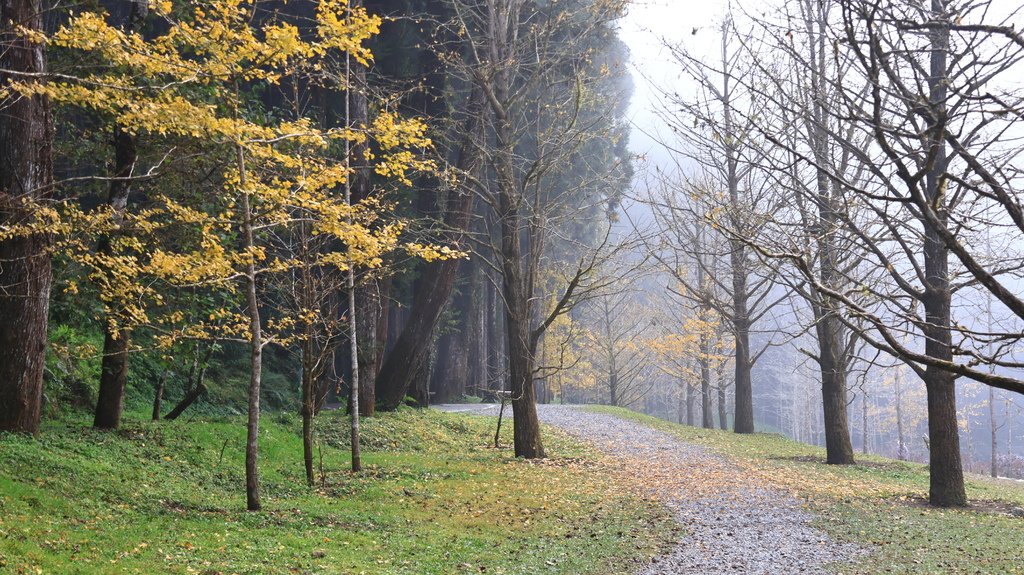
left=0, top=408, right=673, bottom=575
left=587, top=405, right=1024, bottom=575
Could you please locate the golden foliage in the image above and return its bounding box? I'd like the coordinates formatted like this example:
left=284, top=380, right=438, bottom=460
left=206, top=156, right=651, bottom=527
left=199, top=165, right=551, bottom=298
left=0, top=0, right=455, bottom=348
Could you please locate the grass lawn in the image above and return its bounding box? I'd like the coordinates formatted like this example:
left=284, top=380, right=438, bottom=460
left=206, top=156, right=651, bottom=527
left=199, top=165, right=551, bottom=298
left=0, top=408, right=674, bottom=575
left=586, top=406, right=1024, bottom=575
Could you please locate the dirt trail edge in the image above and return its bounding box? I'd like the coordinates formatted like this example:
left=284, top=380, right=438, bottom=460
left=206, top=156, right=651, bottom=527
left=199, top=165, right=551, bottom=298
left=437, top=404, right=862, bottom=575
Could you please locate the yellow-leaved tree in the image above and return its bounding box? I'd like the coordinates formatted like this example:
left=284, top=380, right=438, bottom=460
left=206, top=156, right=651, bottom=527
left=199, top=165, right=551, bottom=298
left=536, top=292, right=585, bottom=403
left=6, top=0, right=454, bottom=509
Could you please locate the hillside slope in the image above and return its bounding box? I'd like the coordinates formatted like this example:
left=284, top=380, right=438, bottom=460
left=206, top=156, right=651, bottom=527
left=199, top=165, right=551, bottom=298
left=0, top=409, right=672, bottom=575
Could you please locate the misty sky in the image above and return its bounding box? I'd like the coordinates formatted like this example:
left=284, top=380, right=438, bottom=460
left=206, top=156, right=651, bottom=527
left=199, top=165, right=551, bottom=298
left=619, top=0, right=730, bottom=164
left=617, top=0, right=1024, bottom=166
left=614, top=0, right=1024, bottom=405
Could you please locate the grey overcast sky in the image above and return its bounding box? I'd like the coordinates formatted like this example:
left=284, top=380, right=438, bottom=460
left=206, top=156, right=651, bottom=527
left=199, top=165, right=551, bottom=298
left=617, top=0, right=1024, bottom=167
left=618, top=0, right=730, bottom=164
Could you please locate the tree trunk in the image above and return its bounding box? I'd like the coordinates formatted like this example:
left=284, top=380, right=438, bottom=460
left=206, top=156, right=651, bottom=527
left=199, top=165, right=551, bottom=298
left=731, top=283, right=753, bottom=433
left=94, top=327, right=130, bottom=429
left=720, top=21, right=754, bottom=435
left=92, top=0, right=146, bottom=429
left=343, top=33, right=363, bottom=473
left=0, top=0, right=53, bottom=435
left=817, top=316, right=855, bottom=464
left=431, top=343, right=451, bottom=400
left=895, top=369, right=907, bottom=460
left=989, top=386, right=997, bottom=478
left=677, top=386, right=685, bottom=424
left=376, top=272, right=449, bottom=409
left=685, top=381, right=695, bottom=426
left=374, top=89, right=484, bottom=411
left=488, top=274, right=505, bottom=394
left=861, top=391, right=869, bottom=455
left=238, top=147, right=263, bottom=512
left=700, top=349, right=713, bottom=429
left=348, top=274, right=362, bottom=471
left=924, top=368, right=964, bottom=506
left=301, top=310, right=316, bottom=487
left=94, top=132, right=138, bottom=429
left=921, top=0, right=966, bottom=507
left=151, top=369, right=166, bottom=421
left=356, top=277, right=389, bottom=416
left=496, top=108, right=544, bottom=458
left=798, top=0, right=856, bottom=466
left=314, top=348, right=336, bottom=415
left=163, top=382, right=206, bottom=420
left=717, top=375, right=728, bottom=431
left=346, top=1, right=380, bottom=420
left=473, top=6, right=545, bottom=459
left=507, top=307, right=544, bottom=458
left=433, top=325, right=471, bottom=402
left=164, top=344, right=211, bottom=420
left=297, top=214, right=327, bottom=486
left=1004, top=398, right=1012, bottom=459
left=608, top=370, right=618, bottom=407
left=354, top=285, right=377, bottom=415
left=469, top=257, right=488, bottom=396
left=921, top=317, right=965, bottom=507
left=409, top=353, right=431, bottom=407
left=431, top=262, right=472, bottom=403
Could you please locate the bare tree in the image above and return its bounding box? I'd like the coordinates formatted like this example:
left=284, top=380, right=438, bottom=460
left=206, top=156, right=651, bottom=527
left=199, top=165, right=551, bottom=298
left=650, top=17, right=792, bottom=434
left=642, top=166, right=784, bottom=435
left=450, top=0, right=631, bottom=457
left=716, top=0, right=1024, bottom=505
left=583, top=284, right=656, bottom=408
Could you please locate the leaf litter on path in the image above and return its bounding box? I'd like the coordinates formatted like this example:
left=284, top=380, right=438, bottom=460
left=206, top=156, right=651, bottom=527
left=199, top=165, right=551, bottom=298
left=439, top=404, right=862, bottom=575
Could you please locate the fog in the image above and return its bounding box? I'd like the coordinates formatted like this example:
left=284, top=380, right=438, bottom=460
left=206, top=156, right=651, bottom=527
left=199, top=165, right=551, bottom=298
left=603, top=0, right=1024, bottom=478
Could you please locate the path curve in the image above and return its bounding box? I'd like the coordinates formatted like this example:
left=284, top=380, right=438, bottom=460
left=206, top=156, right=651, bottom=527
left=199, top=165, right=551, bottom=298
left=437, top=404, right=860, bottom=575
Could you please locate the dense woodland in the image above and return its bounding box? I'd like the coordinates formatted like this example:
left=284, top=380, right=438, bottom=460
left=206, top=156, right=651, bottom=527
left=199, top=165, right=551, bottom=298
left=2, top=0, right=1024, bottom=532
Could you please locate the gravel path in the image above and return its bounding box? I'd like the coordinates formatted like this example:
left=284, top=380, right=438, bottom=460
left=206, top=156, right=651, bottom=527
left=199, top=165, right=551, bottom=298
left=437, top=404, right=860, bottom=574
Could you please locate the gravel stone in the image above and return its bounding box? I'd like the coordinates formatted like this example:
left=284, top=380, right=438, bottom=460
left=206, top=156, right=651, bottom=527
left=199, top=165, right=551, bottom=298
left=437, top=403, right=862, bottom=574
